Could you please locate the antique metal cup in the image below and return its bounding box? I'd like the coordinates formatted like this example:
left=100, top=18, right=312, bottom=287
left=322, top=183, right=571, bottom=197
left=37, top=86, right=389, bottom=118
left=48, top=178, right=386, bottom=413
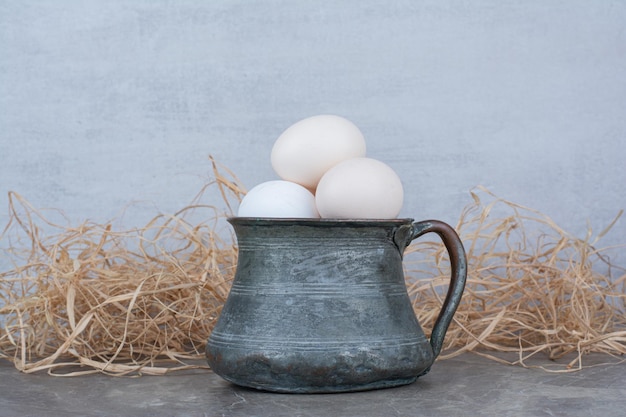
left=206, top=217, right=467, bottom=393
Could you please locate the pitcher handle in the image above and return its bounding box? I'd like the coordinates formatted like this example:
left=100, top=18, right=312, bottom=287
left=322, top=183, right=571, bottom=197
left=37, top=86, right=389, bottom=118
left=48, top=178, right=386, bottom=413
left=407, top=220, right=467, bottom=359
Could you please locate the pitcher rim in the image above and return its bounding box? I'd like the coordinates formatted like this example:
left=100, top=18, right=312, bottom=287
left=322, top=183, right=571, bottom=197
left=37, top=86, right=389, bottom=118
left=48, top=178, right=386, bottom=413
left=227, top=217, right=414, bottom=226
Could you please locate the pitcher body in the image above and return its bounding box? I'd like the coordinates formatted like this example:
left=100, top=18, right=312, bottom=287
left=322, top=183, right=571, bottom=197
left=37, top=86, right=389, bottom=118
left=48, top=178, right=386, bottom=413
left=206, top=218, right=466, bottom=393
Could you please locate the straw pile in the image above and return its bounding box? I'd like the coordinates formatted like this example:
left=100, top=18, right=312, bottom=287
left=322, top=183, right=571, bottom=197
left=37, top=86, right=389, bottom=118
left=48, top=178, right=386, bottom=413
left=406, top=187, right=626, bottom=371
left=1, top=161, right=625, bottom=375
left=0, top=159, right=242, bottom=376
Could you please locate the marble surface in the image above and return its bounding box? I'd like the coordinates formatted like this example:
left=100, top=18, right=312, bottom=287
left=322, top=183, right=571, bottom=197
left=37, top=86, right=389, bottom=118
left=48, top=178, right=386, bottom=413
left=1, top=353, right=624, bottom=417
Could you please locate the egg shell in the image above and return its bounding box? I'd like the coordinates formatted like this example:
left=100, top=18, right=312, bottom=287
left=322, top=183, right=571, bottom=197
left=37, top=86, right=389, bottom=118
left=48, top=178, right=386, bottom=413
left=271, top=115, right=367, bottom=190
left=237, top=180, right=320, bottom=218
left=315, top=157, right=404, bottom=219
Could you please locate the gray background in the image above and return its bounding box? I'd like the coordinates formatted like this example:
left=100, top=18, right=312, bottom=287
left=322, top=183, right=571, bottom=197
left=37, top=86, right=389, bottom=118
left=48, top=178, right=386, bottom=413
left=1, top=1, right=624, bottom=267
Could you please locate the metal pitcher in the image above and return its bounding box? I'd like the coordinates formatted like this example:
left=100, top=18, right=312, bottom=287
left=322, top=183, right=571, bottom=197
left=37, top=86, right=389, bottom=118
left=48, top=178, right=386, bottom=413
left=206, top=218, right=467, bottom=393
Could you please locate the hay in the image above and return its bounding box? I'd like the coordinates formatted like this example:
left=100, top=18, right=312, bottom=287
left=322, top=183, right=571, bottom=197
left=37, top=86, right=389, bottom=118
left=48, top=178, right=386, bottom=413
left=0, top=158, right=244, bottom=376
left=1, top=162, right=625, bottom=375
left=406, top=186, right=626, bottom=372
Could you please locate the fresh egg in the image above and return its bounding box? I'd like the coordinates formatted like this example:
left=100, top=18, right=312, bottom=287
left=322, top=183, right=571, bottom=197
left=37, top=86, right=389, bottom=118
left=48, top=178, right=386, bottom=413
left=237, top=180, right=320, bottom=218
left=315, top=158, right=404, bottom=219
left=271, top=115, right=367, bottom=190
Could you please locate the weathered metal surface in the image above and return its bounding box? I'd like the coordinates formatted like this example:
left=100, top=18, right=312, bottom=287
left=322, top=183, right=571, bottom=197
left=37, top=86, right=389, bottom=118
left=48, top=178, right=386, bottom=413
left=206, top=218, right=467, bottom=393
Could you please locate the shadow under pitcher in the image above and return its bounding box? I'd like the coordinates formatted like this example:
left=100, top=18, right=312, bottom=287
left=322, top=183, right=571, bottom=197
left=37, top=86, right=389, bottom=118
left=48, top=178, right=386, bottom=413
left=206, top=217, right=467, bottom=393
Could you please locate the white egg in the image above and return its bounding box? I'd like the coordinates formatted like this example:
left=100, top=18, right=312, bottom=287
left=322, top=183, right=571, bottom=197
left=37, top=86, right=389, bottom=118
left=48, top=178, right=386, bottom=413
left=237, top=180, right=320, bottom=218
left=315, top=158, right=404, bottom=219
left=271, top=115, right=367, bottom=190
